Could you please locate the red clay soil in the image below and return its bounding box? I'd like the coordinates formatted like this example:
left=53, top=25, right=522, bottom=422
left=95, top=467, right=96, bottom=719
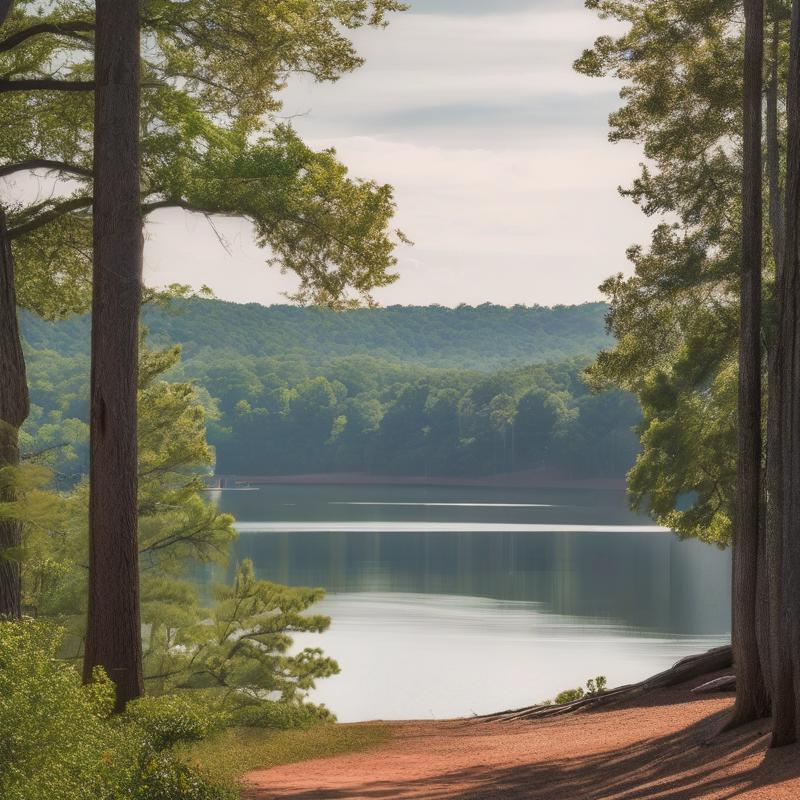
left=244, top=675, right=800, bottom=800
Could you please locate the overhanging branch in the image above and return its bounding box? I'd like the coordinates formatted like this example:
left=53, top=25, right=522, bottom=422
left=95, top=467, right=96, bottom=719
left=0, top=78, right=95, bottom=92
left=7, top=195, right=92, bottom=240
left=0, top=20, right=94, bottom=52
left=10, top=195, right=202, bottom=238
left=0, top=160, right=92, bottom=179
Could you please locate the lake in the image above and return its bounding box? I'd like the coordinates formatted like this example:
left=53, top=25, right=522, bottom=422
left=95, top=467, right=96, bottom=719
left=210, top=484, right=731, bottom=722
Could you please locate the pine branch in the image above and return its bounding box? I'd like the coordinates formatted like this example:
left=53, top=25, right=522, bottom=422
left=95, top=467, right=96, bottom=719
left=0, top=78, right=95, bottom=92
left=7, top=195, right=92, bottom=240
left=0, top=20, right=94, bottom=52
left=0, top=160, right=92, bottom=179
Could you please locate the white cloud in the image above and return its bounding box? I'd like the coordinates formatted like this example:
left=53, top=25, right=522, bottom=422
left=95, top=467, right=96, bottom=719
left=280, top=7, right=627, bottom=144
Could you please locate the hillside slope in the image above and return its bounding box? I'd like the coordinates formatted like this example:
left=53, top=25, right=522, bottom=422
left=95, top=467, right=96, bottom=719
left=21, top=299, right=610, bottom=369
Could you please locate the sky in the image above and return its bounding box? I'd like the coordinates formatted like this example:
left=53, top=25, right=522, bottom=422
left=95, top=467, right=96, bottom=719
left=144, top=0, right=654, bottom=308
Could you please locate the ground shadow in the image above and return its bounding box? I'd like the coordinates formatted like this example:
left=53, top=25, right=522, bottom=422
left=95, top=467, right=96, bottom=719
left=245, top=688, right=799, bottom=800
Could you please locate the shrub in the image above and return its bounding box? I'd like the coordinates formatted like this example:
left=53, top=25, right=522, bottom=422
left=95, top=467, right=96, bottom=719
left=554, top=687, right=584, bottom=705
left=0, top=620, right=229, bottom=800
left=126, top=695, right=229, bottom=751
left=0, top=620, right=138, bottom=800
left=586, top=676, right=607, bottom=696
left=133, top=752, right=232, bottom=800
left=554, top=675, right=609, bottom=705
left=232, top=700, right=334, bottom=730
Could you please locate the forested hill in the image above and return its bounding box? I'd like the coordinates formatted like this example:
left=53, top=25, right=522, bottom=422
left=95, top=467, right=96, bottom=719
left=21, top=298, right=611, bottom=369
left=19, top=298, right=638, bottom=484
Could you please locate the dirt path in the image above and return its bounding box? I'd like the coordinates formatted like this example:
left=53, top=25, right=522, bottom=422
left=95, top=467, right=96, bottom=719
left=244, top=679, right=800, bottom=799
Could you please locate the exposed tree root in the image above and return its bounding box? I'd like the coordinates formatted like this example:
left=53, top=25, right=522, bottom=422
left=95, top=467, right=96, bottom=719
left=691, top=675, right=736, bottom=694
left=478, top=645, right=733, bottom=723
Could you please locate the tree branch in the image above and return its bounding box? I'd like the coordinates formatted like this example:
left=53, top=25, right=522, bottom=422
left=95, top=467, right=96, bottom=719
left=11, top=194, right=203, bottom=239
left=140, top=198, right=188, bottom=214
left=0, top=78, right=95, bottom=92
left=0, top=159, right=92, bottom=179
left=0, top=20, right=94, bottom=53
left=7, top=195, right=92, bottom=240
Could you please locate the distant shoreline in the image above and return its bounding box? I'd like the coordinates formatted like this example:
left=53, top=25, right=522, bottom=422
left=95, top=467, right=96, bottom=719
left=213, top=471, right=627, bottom=491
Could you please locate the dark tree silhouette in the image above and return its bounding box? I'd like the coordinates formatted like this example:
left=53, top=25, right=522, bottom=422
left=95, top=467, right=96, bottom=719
left=729, top=0, right=770, bottom=729
left=0, top=1, right=13, bottom=28
left=82, top=0, right=144, bottom=710
left=769, top=0, right=800, bottom=747
left=0, top=209, right=28, bottom=618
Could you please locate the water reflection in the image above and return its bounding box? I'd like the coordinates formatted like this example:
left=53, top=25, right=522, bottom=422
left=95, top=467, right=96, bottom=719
left=207, top=485, right=731, bottom=720
left=232, top=528, right=729, bottom=636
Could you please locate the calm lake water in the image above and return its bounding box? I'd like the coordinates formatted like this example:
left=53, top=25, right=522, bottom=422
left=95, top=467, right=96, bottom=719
left=210, top=485, right=731, bottom=722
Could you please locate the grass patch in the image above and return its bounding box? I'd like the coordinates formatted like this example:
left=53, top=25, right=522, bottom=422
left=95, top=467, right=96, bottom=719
left=179, top=723, right=394, bottom=791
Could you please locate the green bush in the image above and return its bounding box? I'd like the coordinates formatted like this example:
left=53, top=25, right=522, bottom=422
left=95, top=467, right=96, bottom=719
left=232, top=700, right=334, bottom=730
left=126, top=695, right=229, bottom=751
left=554, top=687, right=585, bottom=704
left=134, top=752, right=232, bottom=800
left=586, top=676, right=607, bottom=696
left=0, top=620, right=137, bottom=800
left=0, top=620, right=228, bottom=800
left=553, top=675, right=609, bottom=705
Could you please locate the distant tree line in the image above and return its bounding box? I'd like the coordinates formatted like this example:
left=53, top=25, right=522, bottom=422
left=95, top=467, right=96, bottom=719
left=20, top=334, right=641, bottom=482
left=21, top=297, right=613, bottom=369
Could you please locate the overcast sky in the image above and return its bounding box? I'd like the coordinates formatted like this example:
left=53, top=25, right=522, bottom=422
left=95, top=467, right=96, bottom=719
left=143, top=0, right=651, bottom=308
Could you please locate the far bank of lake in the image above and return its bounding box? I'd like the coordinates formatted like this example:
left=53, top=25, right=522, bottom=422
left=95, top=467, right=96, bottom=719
left=211, top=470, right=628, bottom=490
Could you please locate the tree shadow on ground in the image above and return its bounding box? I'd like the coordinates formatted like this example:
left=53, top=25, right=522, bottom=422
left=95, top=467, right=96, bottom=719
left=248, top=700, right=800, bottom=800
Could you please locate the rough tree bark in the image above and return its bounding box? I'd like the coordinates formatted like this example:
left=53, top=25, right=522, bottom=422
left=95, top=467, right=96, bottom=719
left=764, top=6, right=796, bottom=747
left=729, top=0, right=770, bottom=728
left=771, top=0, right=800, bottom=748
left=0, top=208, right=29, bottom=618
left=767, top=16, right=785, bottom=275
left=82, top=0, right=144, bottom=710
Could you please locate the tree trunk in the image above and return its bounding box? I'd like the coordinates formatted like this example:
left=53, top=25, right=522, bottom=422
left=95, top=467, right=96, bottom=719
left=767, top=16, right=784, bottom=276
left=765, top=6, right=795, bottom=747
left=0, top=1, right=14, bottom=29
left=729, top=0, right=770, bottom=728
left=0, top=208, right=29, bottom=618
left=82, top=0, right=144, bottom=711
left=771, top=0, right=800, bottom=747
left=756, top=494, right=772, bottom=693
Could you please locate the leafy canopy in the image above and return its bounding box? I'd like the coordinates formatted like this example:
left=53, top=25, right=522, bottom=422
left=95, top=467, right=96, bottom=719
left=1, top=0, right=408, bottom=312
left=576, top=0, right=782, bottom=543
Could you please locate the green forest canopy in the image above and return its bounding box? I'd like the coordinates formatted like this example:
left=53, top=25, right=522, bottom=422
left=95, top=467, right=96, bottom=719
left=22, top=297, right=612, bottom=367
left=20, top=299, right=639, bottom=482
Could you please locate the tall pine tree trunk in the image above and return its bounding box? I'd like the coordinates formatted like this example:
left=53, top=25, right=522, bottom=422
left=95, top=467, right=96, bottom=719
left=767, top=16, right=784, bottom=275
left=82, top=0, right=144, bottom=711
left=771, top=0, right=800, bottom=747
left=0, top=208, right=29, bottom=618
left=730, top=0, right=770, bottom=728
left=765, top=7, right=795, bottom=746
